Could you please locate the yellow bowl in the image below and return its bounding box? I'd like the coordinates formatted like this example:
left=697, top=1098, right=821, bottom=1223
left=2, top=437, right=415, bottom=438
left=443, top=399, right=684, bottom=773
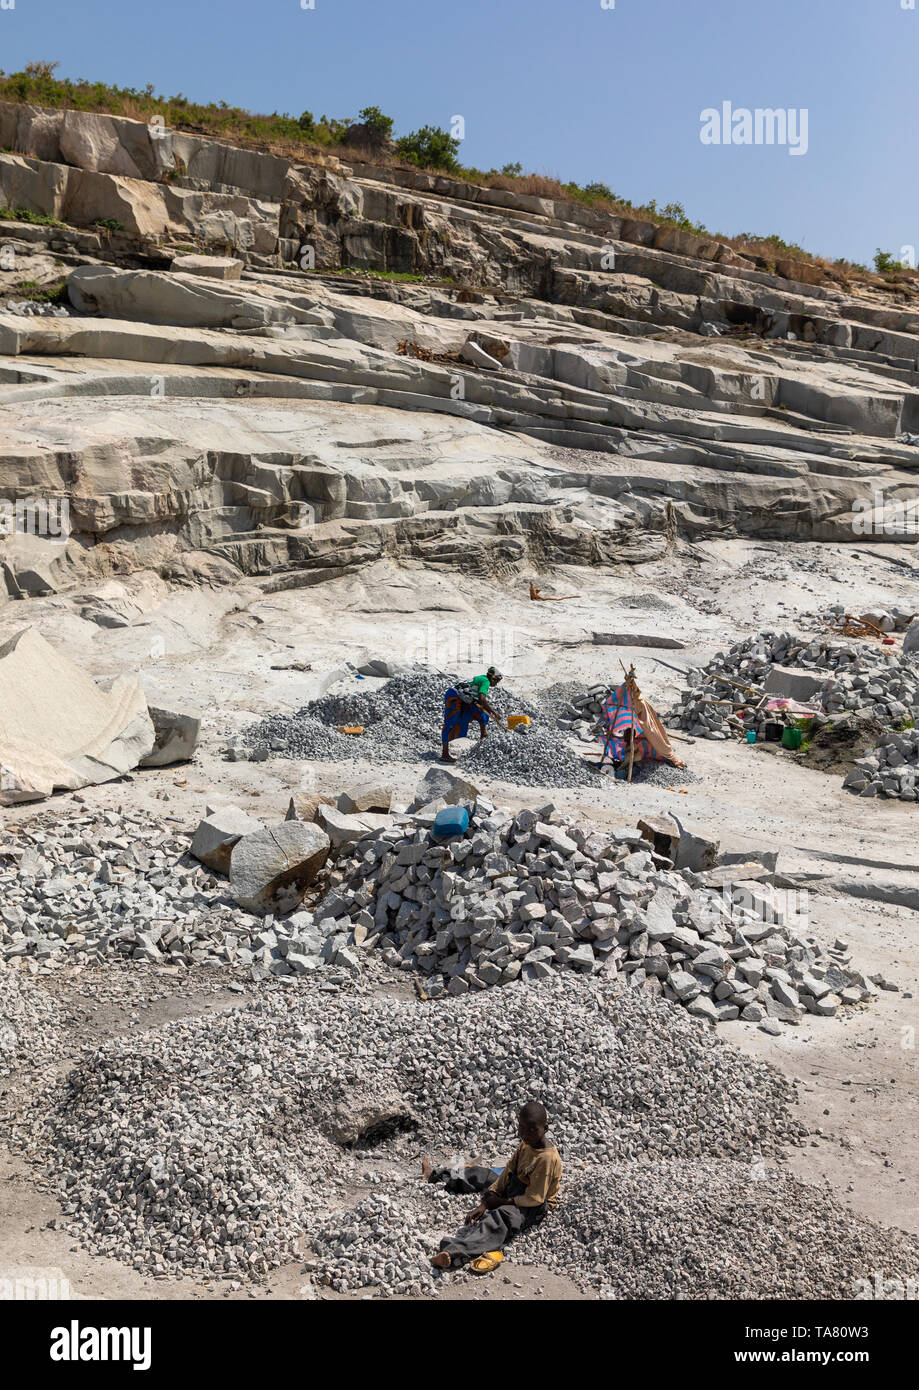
left=507, top=715, right=531, bottom=729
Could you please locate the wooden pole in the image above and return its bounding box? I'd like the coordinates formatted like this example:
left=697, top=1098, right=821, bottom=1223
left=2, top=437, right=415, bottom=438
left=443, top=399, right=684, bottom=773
left=709, top=671, right=766, bottom=698
left=618, top=660, right=637, bottom=785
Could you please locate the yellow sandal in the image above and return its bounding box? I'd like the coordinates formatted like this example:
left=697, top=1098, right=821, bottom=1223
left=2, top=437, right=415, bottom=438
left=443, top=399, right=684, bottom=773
left=470, top=1250, right=504, bottom=1275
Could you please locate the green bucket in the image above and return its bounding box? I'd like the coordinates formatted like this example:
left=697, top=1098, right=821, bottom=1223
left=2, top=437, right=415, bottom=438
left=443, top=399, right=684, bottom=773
left=781, top=726, right=803, bottom=750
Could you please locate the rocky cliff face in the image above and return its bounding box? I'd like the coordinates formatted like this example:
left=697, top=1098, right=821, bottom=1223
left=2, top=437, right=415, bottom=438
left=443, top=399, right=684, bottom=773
left=2, top=100, right=918, bottom=600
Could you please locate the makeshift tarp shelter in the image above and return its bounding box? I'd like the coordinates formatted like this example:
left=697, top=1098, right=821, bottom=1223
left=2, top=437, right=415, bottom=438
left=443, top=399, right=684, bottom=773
left=600, top=665, right=683, bottom=770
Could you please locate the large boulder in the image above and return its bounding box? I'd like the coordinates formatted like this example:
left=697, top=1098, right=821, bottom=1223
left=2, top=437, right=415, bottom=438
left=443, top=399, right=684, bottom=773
left=285, top=793, right=340, bottom=822
left=318, top=805, right=392, bottom=848
left=637, top=814, right=680, bottom=860
left=763, top=665, right=827, bottom=701
left=904, top=617, right=919, bottom=655
left=229, top=820, right=331, bottom=915
left=412, top=764, right=480, bottom=808
left=1, top=530, right=77, bottom=597
left=0, top=626, right=154, bottom=804
left=139, top=705, right=201, bottom=767
left=859, top=609, right=894, bottom=633
left=190, top=805, right=264, bottom=875
left=460, top=337, right=504, bottom=370
left=674, top=824, right=720, bottom=873
left=337, top=780, right=392, bottom=814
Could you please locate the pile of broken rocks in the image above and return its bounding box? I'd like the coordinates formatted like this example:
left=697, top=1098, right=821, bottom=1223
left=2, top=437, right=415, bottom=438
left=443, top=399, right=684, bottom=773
left=240, top=671, right=603, bottom=791
left=843, top=724, right=919, bottom=801
left=317, top=774, right=881, bottom=1032
left=0, top=776, right=885, bottom=1033
left=666, top=622, right=919, bottom=742
left=0, top=806, right=342, bottom=980
left=1, top=970, right=805, bottom=1289
left=12, top=970, right=917, bottom=1297
left=555, top=683, right=609, bottom=741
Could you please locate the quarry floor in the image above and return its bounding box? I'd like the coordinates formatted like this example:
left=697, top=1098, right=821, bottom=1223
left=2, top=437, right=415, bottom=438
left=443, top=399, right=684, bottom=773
left=1, top=535, right=917, bottom=1299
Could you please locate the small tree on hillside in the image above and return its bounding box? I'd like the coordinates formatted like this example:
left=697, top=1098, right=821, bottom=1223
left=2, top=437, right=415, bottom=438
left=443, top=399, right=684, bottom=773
left=358, top=106, right=394, bottom=140
left=396, top=125, right=460, bottom=172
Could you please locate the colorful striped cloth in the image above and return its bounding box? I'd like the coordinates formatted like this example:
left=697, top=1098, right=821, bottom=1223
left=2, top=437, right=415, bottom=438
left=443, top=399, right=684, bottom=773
left=601, top=683, right=658, bottom=762
left=442, top=686, right=489, bottom=744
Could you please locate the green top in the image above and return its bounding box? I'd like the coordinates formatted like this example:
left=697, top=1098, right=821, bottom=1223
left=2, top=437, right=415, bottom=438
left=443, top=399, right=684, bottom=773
left=470, top=674, right=491, bottom=696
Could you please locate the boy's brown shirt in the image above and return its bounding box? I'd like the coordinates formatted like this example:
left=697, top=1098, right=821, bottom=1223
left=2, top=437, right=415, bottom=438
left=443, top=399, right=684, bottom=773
left=489, top=1139, right=562, bottom=1209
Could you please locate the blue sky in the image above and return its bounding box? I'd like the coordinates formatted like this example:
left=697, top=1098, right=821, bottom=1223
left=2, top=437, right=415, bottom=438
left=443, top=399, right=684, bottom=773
left=1, top=0, right=915, bottom=265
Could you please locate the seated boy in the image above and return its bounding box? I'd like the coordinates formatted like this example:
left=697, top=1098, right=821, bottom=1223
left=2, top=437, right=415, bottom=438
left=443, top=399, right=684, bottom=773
left=423, top=1101, right=561, bottom=1273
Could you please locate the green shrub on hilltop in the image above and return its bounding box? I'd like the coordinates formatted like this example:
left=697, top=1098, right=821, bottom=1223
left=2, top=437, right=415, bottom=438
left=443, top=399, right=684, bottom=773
left=358, top=106, right=394, bottom=140
left=874, top=248, right=905, bottom=276
left=396, top=125, right=461, bottom=172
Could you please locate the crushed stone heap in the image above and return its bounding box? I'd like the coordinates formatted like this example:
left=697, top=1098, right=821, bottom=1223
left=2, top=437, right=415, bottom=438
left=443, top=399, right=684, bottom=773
left=0, top=965, right=64, bottom=1078
left=242, top=672, right=602, bottom=789
left=522, top=1159, right=919, bottom=1300
left=319, top=800, right=878, bottom=1029
left=0, top=801, right=882, bottom=1031
left=844, top=725, right=919, bottom=800
left=5, top=972, right=805, bottom=1287
left=666, top=624, right=919, bottom=742
left=0, top=809, right=292, bottom=975
left=11, top=971, right=919, bottom=1298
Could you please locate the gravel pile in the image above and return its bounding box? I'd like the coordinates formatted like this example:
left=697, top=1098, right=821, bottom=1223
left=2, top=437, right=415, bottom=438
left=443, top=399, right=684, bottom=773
left=666, top=625, right=919, bottom=741
left=241, top=673, right=604, bottom=789
left=308, top=1193, right=440, bottom=1296
left=0, top=809, right=352, bottom=979
left=0, top=965, right=64, bottom=1079
left=320, top=800, right=877, bottom=1027
left=8, top=973, right=806, bottom=1286
left=17, top=1025, right=317, bottom=1279
left=605, top=759, right=699, bottom=788
left=525, top=1160, right=919, bottom=1299
left=460, top=724, right=600, bottom=788
left=242, top=672, right=520, bottom=763
left=844, top=726, right=919, bottom=801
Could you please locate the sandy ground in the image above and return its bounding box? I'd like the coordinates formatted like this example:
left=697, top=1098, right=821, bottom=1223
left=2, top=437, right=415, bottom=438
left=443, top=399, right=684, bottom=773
left=1, top=536, right=917, bottom=1299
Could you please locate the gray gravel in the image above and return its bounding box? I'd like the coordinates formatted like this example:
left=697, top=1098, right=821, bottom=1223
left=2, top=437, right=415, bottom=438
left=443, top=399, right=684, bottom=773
left=460, top=724, right=602, bottom=787
left=0, top=965, right=64, bottom=1078
left=6, top=972, right=806, bottom=1288
left=243, top=673, right=604, bottom=789
left=0, top=808, right=347, bottom=978
left=5, top=963, right=912, bottom=1300
left=524, top=1159, right=919, bottom=1299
